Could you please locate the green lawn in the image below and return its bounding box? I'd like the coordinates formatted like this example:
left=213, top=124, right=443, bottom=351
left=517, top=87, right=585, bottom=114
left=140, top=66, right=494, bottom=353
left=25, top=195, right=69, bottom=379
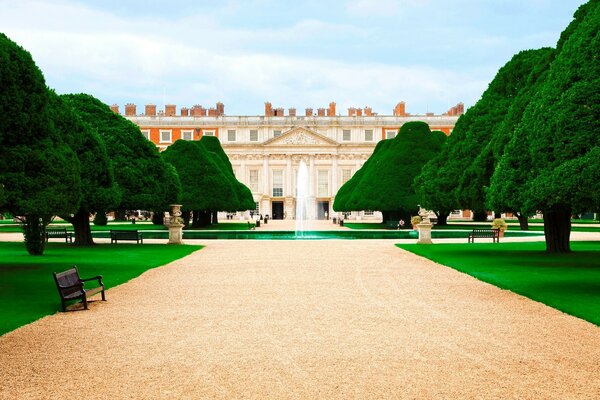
left=0, top=242, right=202, bottom=336
left=397, top=241, right=600, bottom=326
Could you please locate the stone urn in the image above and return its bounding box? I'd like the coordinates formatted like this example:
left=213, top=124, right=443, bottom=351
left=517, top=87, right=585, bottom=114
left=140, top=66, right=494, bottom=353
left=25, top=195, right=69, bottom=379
left=416, top=207, right=433, bottom=244
left=165, top=204, right=184, bottom=244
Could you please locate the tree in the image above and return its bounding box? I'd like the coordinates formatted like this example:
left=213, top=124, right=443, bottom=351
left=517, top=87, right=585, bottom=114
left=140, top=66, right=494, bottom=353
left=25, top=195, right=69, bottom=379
left=162, top=139, right=237, bottom=227
left=342, top=122, right=444, bottom=223
left=200, top=136, right=255, bottom=221
left=484, top=48, right=555, bottom=230
left=490, top=0, right=600, bottom=252
left=0, top=33, right=81, bottom=255
left=44, top=92, right=120, bottom=245
left=62, top=94, right=179, bottom=215
left=333, top=139, right=391, bottom=214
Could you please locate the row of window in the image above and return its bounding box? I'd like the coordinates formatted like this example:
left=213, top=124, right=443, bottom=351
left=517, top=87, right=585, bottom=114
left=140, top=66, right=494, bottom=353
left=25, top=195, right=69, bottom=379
left=142, top=129, right=395, bottom=143
left=245, top=168, right=354, bottom=197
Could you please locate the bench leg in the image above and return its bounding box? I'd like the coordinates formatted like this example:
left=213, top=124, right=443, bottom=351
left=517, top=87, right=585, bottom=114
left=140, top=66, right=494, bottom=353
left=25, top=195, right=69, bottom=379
left=83, top=296, right=88, bottom=310
left=61, top=300, right=67, bottom=312
left=101, top=289, right=106, bottom=301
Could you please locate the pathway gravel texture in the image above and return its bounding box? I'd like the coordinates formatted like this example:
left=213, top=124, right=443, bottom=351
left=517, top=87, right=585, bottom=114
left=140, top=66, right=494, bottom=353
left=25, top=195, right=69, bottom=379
left=1, top=240, right=599, bottom=399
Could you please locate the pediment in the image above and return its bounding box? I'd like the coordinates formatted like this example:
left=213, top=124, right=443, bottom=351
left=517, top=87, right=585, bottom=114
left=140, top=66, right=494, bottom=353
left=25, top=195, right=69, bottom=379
left=263, top=127, right=339, bottom=147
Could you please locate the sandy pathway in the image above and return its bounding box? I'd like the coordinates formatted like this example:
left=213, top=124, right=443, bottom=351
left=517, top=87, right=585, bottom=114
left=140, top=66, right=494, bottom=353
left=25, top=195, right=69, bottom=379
left=1, top=240, right=599, bottom=399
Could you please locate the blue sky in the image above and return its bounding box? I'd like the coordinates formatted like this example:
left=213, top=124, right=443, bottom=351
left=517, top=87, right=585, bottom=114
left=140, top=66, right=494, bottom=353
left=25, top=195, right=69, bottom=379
left=0, top=0, right=585, bottom=115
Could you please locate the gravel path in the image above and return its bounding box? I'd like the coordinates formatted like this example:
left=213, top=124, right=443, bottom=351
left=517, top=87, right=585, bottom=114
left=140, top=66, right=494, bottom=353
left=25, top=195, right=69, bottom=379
left=1, top=240, right=599, bottom=399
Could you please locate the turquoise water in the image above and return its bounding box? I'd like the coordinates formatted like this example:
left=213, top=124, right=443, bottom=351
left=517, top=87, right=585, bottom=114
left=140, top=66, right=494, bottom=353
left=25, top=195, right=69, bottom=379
left=92, top=230, right=543, bottom=240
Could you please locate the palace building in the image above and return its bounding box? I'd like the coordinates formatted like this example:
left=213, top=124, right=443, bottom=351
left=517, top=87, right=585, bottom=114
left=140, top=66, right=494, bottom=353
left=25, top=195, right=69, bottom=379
left=116, top=101, right=463, bottom=220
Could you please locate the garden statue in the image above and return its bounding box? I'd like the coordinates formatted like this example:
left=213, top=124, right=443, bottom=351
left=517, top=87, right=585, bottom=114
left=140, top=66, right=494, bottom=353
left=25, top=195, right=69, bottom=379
left=165, top=204, right=184, bottom=244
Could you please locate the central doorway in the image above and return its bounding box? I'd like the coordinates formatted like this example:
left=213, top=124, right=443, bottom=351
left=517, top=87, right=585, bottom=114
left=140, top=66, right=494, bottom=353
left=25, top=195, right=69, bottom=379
left=271, top=201, right=284, bottom=220
left=317, top=201, right=329, bottom=220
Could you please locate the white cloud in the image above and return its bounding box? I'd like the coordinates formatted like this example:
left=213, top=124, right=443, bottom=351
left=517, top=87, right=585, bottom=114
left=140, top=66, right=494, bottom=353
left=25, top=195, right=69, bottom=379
left=3, top=0, right=559, bottom=115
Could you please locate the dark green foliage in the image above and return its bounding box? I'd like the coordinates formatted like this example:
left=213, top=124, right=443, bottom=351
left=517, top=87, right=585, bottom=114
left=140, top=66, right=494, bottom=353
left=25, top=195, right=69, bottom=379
left=0, top=33, right=81, bottom=255
left=336, top=122, right=443, bottom=220
left=490, top=0, right=600, bottom=252
left=152, top=211, right=164, bottom=225
left=44, top=92, right=121, bottom=245
left=200, top=136, right=255, bottom=211
left=162, top=139, right=231, bottom=212
left=62, top=94, right=179, bottom=212
left=333, top=139, right=391, bottom=212
left=93, top=212, right=108, bottom=226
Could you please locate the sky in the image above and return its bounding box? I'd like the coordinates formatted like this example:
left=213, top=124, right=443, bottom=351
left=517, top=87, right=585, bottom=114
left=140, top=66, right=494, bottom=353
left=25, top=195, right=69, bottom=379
left=0, top=0, right=586, bottom=116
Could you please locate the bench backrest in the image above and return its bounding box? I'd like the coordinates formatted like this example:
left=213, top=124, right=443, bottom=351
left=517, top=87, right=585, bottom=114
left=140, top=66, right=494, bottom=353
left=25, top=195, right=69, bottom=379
left=110, top=230, right=139, bottom=237
left=47, top=228, right=68, bottom=235
left=53, top=267, right=82, bottom=297
left=471, top=229, right=499, bottom=235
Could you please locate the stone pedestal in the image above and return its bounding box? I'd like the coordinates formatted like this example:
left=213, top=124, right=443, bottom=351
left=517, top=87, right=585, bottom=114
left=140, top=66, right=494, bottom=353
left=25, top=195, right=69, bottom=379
left=165, top=204, right=184, bottom=245
left=416, top=222, right=433, bottom=244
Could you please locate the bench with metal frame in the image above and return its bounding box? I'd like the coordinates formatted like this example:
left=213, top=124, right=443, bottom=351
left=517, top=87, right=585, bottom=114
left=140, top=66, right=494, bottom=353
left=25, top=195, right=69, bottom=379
left=53, top=266, right=105, bottom=311
left=467, top=228, right=500, bottom=243
left=110, top=229, right=143, bottom=244
left=46, top=228, right=73, bottom=243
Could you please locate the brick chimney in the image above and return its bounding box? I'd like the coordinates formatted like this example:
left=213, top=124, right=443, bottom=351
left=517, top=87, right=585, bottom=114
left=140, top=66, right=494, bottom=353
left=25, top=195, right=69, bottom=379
left=364, top=107, right=373, bottom=116
left=265, top=102, right=273, bottom=117
left=125, top=103, right=137, bottom=116
left=356, top=108, right=363, bottom=117
left=327, top=102, right=336, bottom=116
left=191, top=105, right=206, bottom=117
left=317, top=108, right=325, bottom=117
left=348, top=107, right=356, bottom=117
left=305, top=108, right=313, bottom=116
left=165, top=104, right=176, bottom=117
left=216, top=102, right=224, bottom=116
left=394, top=102, right=406, bottom=117
left=145, top=104, right=156, bottom=116
left=208, top=108, right=217, bottom=117
left=110, top=104, right=120, bottom=114
left=274, top=107, right=284, bottom=116
left=181, top=107, right=189, bottom=117
left=457, top=102, right=464, bottom=115
left=288, top=107, right=296, bottom=117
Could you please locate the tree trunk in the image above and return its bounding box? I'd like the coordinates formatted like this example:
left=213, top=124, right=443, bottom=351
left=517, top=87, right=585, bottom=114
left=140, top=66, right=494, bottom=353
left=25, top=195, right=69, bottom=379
left=494, top=211, right=501, bottom=219
left=212, top=211, right=219, bottom=225
left=152, top=211, right=164, bottom=225
left=516, top=212, right=529, bottom=231
left=22, top=214, right=47, bottom=255
left=543, top=208, right=571, bottom=253
left=473, top=210, right=488, bottom=222
left=182, top=211, right=191, bottom=228
left=114, top=210, right=127, bottom=221
left=436, top=212, right=449, bottom=226
left=70, top=208, right=94, bottom=245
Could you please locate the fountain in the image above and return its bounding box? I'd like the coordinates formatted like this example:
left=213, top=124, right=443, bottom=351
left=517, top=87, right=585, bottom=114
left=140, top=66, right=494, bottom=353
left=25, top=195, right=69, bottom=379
left=295, top=160, right=309, bottom=236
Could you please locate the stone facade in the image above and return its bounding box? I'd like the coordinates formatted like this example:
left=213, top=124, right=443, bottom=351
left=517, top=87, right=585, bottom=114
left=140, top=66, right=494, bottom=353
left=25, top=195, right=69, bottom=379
left=121, top=101, right=462, bottom=220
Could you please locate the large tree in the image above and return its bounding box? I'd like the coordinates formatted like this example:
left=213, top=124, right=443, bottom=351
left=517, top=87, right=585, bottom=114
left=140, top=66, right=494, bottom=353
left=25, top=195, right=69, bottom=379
left=162, top=139, right=237, bottom=227
left=200, top=136, right=256, bottom=220
left=63, top=94, right=179, bottom=215
left=341, top=122, right=445, bottom=223
left=490, top=0, right=600, bottom=252
left=47, top=91, right=120, bottom=245
left=0, top=33, right=81, bottom=255
left=333, top=139, right=391, bottom=215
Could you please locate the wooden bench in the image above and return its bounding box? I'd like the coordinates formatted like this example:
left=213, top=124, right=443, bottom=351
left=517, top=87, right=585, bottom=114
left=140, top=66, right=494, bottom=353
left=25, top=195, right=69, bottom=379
left=468, top=228, right=500, bottom=243
left=53, top=266, right=105, bottom=311
left=46, top=228, right=73, bottom=243
left=110, top=229, right=143, bottom=244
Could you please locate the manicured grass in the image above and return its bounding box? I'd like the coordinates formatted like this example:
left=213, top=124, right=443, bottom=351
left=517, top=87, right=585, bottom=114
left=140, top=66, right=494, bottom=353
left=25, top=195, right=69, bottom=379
left=397, top=241, right=600, bottom=326
left=0, top=242, right=202, bottom=336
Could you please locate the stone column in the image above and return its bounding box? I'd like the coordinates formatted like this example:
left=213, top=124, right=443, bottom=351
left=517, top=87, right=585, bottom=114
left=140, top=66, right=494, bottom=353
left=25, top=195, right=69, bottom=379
left=331, top=154, right=338, bottom=195
left=262, top=155, right=270, bottom=196
left=285, top=154, right=292, bottom=197
left=239, top=154, right=246, bottom=183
